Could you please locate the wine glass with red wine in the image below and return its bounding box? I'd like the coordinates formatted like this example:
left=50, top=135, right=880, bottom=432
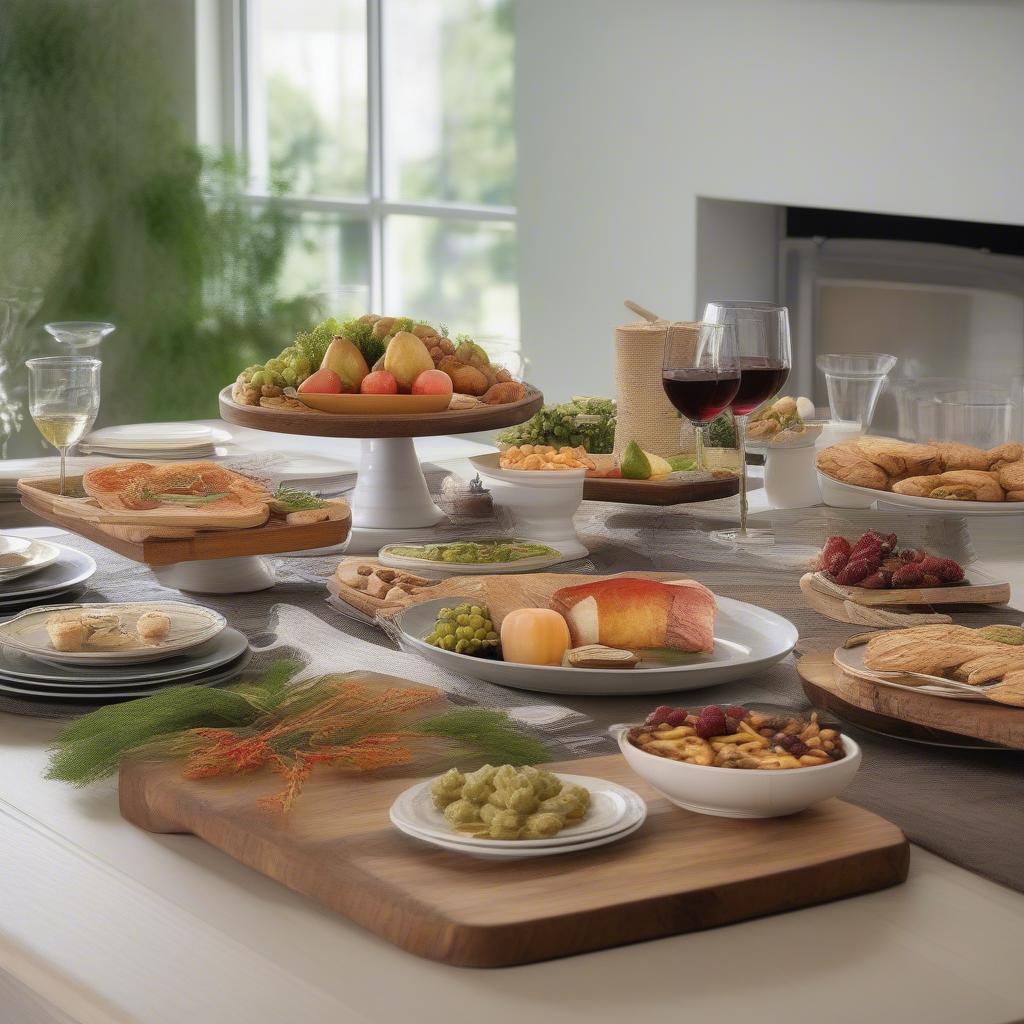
left=702, top=301, right=792, bottom=544
left=661, top=322, right=739, bottom=472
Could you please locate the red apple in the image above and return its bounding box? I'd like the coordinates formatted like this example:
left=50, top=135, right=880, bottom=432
left=297, top=368, right=343, bottom=395
left=411, top=369, right=454, bottom=397
left=360, top=370, right=399, bottom=395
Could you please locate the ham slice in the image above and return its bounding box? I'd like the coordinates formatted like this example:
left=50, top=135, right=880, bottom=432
left=549, top=577, right=716, bottom=653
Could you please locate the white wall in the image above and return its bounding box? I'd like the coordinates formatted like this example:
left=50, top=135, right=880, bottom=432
left=516, top=0, right=1024, bottom=401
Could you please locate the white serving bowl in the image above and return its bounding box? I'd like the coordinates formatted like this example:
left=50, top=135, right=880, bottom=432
left=617, top=727, right=861, bottom=818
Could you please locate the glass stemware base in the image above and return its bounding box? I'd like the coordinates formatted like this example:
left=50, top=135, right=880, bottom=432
left=709, top=526, right=776, bottom=547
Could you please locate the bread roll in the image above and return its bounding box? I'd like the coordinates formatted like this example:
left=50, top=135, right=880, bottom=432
left=549, top=577, right=716, bottom=653
left=894, top=470, right=1004, bottom=501
left=855, top=437, right=942, bottom=478
left=929, top=442, right=990, bottom=471
left=815, top=444, right=890, bottom=490
left=987, top=443, right=1023, bottom=469
left=997, top=461, right=1024, bottom=493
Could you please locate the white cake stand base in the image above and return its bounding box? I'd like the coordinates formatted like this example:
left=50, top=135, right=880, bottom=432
left=153, top=556, right=276, bottom=594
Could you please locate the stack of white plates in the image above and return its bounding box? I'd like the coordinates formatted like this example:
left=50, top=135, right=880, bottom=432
left=0, top=536, right=61, bottom=583
left=79, top=423, right=232, bottom=460
left=0, top=601, right=251, bottom=703
left=0, top=545, right=98, bottom=613
left=389, top=773, right=647, bottom=859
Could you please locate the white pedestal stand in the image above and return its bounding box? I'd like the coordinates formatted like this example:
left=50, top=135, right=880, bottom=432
left=153, top=556, right=277, bottom=594
left=345, top=438, right=448, bottom=554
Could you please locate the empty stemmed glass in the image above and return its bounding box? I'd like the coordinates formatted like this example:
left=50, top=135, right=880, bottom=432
left=703, top=301, right=792, bottom=544
left=661, top=322, right=739, bottom=471
left=44, top=321, right=116, bottom=350
left=26, top=357, right=102, bottom=495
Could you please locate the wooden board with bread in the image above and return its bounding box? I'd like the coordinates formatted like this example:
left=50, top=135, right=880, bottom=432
left=19, top=468, right=351, bottom=564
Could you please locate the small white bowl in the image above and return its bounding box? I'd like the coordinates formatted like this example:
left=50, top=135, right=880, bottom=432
left=617, top=726, right=861, bottom=818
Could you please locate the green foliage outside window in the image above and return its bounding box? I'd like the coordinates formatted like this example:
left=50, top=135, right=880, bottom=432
left=0, top=0, right=315, bottom=447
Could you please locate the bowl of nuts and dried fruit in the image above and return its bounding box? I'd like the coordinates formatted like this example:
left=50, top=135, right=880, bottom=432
left=618, top=704, right=861, bottom=818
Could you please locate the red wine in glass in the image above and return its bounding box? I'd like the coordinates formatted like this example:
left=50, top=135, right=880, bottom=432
left=662, top=369, right=741, bottom=423
left=731, top=359, right=791, bottom=415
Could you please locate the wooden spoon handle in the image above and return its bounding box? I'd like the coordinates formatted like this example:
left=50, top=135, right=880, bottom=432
left=624, top=299, right=660, bottom=323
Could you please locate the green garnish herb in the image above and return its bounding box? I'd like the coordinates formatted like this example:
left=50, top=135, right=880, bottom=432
left=272, top=485, right=327, bottom=511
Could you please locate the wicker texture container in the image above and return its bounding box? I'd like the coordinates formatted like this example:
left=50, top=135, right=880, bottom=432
left=612, top=320, right=701, bottom=458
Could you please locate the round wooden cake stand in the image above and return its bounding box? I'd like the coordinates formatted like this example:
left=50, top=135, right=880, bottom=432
left=219, top=385, right=543, bottom=553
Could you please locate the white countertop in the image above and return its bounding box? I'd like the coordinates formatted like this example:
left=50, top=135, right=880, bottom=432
left=3, top=429, right=1024, bottom=1024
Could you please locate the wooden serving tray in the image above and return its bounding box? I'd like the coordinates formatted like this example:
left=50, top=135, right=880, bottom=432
left=798, top=652, right=1024, bottom=749
left=218, top=384, right=544, bottom=439
left=582, top=474, right=738, bottom=506
left=808, top=571, right=1009, bottom=608
left=19, top=478, right=350, bottom=566
left=119, top=748, right=908, bottom=967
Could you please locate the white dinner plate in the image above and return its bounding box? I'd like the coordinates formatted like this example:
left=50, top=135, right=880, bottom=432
left=0, top=601, right=226, bottom=666
left=390, top=774, right=647, bottom=859
left=390, top=773, right=646, bottom=848
left=394, top=816, right=646, bottom=860
left=378, top=539, right=567, bottom=575
left=833, top=644, right=993, bottom=701
left=0, top=650, right=253, bottom=702
left=0, top=536, right=61, bottom=582
left=394, top=595, right=798, bottom=696
left=0, top=547, right=97, bottom=600
left=0, top=626, right=250, bottom=684
left=818, top=471, right=1024, bottom=516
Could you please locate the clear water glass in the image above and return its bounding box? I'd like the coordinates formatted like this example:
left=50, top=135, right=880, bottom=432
left=816, top=353, right=896, bottom=429
left=932, top=388, right=1013, bottom=448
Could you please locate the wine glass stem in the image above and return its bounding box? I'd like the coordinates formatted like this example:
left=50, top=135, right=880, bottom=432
left=59, top=446, right=67, bottom=497
left=693, top=421, right=705, bottom=472
left=735, top=415, right=748, bottom=535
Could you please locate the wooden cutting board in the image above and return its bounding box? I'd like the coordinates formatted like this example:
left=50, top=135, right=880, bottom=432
left=807, top=570, right=1010, bottom=608
left=119, top=750, right=908, bottom=967
left=20, top=482, right=350, bottom=565
left=582, top=474, right=738, bottom=505
left=798, top=651, right=1024, bottom=749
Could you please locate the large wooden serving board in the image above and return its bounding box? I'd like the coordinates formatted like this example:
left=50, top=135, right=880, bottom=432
left=582, top=474, right=738, bottom=505
left=19, top=479, right=350, bottom=565
left=120, top=750, right=908, bottom=967
left=798, top=652, right=1024, bottom=749
left=219, top=384, right=543, bottom=438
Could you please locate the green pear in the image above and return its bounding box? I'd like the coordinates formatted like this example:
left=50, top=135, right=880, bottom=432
left=384, top=331, right=435, bottom=391
left=620, top=441, right=652, bottom=480
left=320, top=335, right=369, bottom=394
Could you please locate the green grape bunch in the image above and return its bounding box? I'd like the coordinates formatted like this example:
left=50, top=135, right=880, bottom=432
left=496, top=397, right=616, bottom=453
left=424, top=603, right=500, bottom=657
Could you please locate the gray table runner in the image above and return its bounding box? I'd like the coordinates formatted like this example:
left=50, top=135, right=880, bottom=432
left=3, top=494, right=1022, bottom=893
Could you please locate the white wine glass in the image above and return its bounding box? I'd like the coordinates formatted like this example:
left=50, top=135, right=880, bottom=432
left=26, top=357, right=101, bottom=496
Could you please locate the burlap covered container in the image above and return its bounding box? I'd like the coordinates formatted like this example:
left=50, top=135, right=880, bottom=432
left=612, top=320, right=699, bottom=458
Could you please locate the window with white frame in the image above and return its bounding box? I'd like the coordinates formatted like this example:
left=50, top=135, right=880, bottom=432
left=236, top=0, right=518, bottom=346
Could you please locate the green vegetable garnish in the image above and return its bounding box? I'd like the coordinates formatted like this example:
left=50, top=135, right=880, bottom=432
left=389, top=541, right=557, bottom=564
left=272, top=485, right=327, bottom=511
left=496, top=397, right=616, bottom=453
left=155, top=492, right=231, bottom=504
